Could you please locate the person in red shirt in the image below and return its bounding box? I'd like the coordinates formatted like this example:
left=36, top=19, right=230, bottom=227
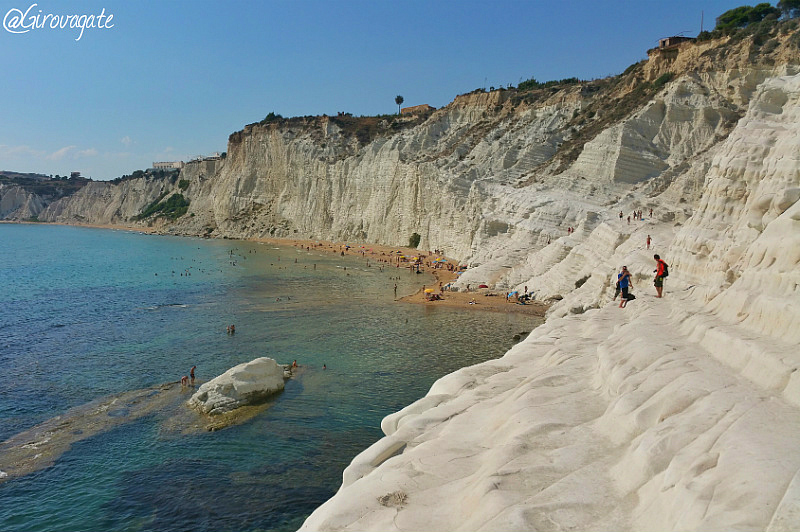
left=654, top=254, right=667, bottom=298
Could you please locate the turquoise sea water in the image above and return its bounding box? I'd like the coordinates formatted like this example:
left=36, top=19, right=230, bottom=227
left=0, top=224, right=541, bottom=532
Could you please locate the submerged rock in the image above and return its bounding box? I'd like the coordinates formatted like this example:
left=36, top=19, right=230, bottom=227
left=188, top=357, right=286, bottom=415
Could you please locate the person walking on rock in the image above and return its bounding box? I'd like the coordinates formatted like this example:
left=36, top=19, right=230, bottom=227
left=618, top=266, right=633, bottom=308
left=654, top=254, right=667, bottom=298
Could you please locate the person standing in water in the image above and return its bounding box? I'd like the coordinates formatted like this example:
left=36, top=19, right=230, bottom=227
left=190, top=366, right=196, bottom=385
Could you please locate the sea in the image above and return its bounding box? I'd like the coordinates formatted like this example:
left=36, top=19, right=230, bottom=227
left=0, top=223, right=541, bottom=532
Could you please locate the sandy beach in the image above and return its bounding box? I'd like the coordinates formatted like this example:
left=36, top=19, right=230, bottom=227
left=263, top=235, right=547, bottom=316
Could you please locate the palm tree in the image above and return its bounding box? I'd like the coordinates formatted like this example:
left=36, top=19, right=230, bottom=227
left=395, top=95, right=404, bottom=115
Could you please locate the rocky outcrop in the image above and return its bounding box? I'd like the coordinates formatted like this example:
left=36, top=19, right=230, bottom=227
left=0, top=185, right=45, bottom=220
left=187, top=357, right=287, bottom=416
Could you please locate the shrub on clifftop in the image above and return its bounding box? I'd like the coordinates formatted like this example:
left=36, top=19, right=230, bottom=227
left=716, top=3, right=779, bottom=30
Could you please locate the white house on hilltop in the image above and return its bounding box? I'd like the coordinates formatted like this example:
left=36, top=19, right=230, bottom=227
left=152, top=161, right=184, bottom=170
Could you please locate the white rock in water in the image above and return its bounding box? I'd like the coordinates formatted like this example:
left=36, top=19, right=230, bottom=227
left=188, top=357, right=285, bottom=415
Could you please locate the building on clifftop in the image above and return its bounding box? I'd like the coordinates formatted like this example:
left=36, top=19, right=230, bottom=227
left=658, top=35, right=695, bottom=49
left=401, top=104, right=436, bottom=115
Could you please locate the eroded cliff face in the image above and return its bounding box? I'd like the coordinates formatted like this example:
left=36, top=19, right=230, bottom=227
left=38, top=178, right=172, bottom=229
left=162, top=94, right=576, bottom=262
left=18, top=34, right=794, bottom=278
left=0, top=185, right=44, bottom=220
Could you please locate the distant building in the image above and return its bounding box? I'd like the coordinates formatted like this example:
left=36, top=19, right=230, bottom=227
left=152, top=161, right=185, bottom=170
left=189, top=152, right=222, bottom=162
left=658, top=36, right=695, bottom=49
left=401, top=104, right=436, bottom=115
left=70, top=171, right=81, bottom=179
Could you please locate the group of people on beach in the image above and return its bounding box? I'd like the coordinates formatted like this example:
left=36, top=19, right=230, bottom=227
left=615, top=254, right=668, bottom=308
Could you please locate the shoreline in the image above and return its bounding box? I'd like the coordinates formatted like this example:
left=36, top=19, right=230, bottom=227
left=4, top=220, right=548, bottom=317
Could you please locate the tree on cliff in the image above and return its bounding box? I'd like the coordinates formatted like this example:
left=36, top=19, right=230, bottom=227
left=395, top=95, right=404, bottom=115
left=715, top=3, right=779, bottom=29
left=778, top=0, right=800, bottom=18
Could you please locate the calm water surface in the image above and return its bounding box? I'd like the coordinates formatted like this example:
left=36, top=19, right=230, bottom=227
left=0, top=224, right=541, bottom=532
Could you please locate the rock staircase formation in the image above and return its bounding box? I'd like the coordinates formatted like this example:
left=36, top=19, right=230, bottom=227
left=300, top=289, right=800, bottom=532
left=297, top=70, right=800, bottom=531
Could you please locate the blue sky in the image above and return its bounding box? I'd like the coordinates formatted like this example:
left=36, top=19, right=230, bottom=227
left=1, top=0, right=741, bottom=180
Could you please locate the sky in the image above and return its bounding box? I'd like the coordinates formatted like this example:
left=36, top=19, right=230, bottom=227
left=0, top=0, right=742, bottom=180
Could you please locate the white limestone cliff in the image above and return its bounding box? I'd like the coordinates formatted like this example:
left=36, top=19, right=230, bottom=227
left=298, top=72, right=800, bottom=532
left=38, top=178, right=173, bottom=229
left=0, top=184, right=44, bottom=220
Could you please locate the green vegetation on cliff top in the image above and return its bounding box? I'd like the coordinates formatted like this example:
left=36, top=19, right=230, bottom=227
left=135, top=193, right=190, bottom=221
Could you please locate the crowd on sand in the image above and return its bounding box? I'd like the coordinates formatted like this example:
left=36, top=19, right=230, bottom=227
left=267, top=238, right=549, bottom=317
